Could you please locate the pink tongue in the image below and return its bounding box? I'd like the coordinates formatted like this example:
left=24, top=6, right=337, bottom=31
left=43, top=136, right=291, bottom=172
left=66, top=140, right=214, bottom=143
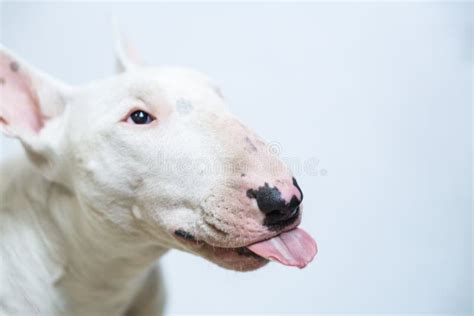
left=247, top=228, right=317, bottom=269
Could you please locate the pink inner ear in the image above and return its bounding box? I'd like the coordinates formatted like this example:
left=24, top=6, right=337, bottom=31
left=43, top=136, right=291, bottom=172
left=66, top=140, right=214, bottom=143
left=0, top=54, right=43, bottom=134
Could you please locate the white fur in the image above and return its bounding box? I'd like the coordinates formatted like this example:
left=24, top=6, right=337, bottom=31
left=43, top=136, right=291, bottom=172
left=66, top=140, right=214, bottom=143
left=0, top=36, right=300, bottom=315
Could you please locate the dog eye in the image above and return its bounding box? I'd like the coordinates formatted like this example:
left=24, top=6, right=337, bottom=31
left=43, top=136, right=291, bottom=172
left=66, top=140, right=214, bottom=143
left=127, top=110, right=155, bottom=125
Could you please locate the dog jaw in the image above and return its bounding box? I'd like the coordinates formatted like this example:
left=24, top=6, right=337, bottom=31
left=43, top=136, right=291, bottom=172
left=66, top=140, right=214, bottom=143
left=172, top=229, right=270, bottom=272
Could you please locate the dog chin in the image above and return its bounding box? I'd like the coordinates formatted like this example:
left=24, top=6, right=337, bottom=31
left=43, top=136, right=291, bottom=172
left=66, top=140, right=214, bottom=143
left=202, top=247, right=269, bottom=272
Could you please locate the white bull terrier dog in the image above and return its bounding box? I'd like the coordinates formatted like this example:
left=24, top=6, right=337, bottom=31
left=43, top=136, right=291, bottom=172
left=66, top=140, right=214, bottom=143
left=0, top=35, right=317, bottom=315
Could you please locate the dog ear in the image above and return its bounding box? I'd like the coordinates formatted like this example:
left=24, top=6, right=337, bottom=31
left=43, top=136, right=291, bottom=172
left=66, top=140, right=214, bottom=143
left=114, top=26, right=142, bottom=73
left=0, top=46, right=72, bottom=175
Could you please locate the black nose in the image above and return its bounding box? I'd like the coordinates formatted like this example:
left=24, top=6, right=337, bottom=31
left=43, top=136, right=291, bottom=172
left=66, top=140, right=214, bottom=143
left=246, top=181, right=302, bottom=230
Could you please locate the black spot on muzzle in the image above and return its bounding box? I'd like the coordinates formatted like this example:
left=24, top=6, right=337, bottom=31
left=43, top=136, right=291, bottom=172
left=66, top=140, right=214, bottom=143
left=174, top=229, right=196, bottom=241
left=246, top=182, right=302, bottom=231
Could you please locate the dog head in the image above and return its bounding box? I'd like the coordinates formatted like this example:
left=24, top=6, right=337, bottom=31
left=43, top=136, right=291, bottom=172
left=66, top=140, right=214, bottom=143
left=0, top=37, right=317, bottom=271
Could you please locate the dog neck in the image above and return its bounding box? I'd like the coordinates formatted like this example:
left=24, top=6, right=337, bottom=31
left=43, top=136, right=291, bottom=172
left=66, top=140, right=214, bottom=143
left=1, top=156, right=168, bottom=314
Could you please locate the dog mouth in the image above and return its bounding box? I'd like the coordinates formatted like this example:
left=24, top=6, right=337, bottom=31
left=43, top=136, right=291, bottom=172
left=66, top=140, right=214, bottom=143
left=174, top=227, right=317, bottom=269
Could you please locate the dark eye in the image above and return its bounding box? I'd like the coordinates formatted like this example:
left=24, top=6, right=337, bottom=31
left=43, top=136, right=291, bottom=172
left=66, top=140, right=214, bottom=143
left=127, top=110, right=155, bottom=125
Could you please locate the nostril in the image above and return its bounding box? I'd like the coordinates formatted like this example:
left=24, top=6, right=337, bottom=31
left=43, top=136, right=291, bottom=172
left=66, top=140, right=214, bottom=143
left=292, top=177, right=304, bottom=201
left=247, top=182, right=302, bottom=230
left=289, top=196, right=301, bottom=209
left=263, top=206, right=300, bottom=230
left=266, top=209, right=284, bottom=218
left=289, top=205, right=300, bottom=218
left=265, top=205, right=300, bottom=223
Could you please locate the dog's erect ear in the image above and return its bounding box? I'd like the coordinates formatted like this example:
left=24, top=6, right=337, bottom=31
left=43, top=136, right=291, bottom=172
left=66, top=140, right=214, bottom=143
left=114, top=26, right=142, bottom=73
left=0, top=46, right=71, bottom=175
left=0, top=47, right=70, bottom=137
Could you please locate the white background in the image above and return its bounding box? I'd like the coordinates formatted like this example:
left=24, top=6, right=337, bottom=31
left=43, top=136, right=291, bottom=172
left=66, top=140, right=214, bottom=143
left=0, top=2, right=472, bottom=315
